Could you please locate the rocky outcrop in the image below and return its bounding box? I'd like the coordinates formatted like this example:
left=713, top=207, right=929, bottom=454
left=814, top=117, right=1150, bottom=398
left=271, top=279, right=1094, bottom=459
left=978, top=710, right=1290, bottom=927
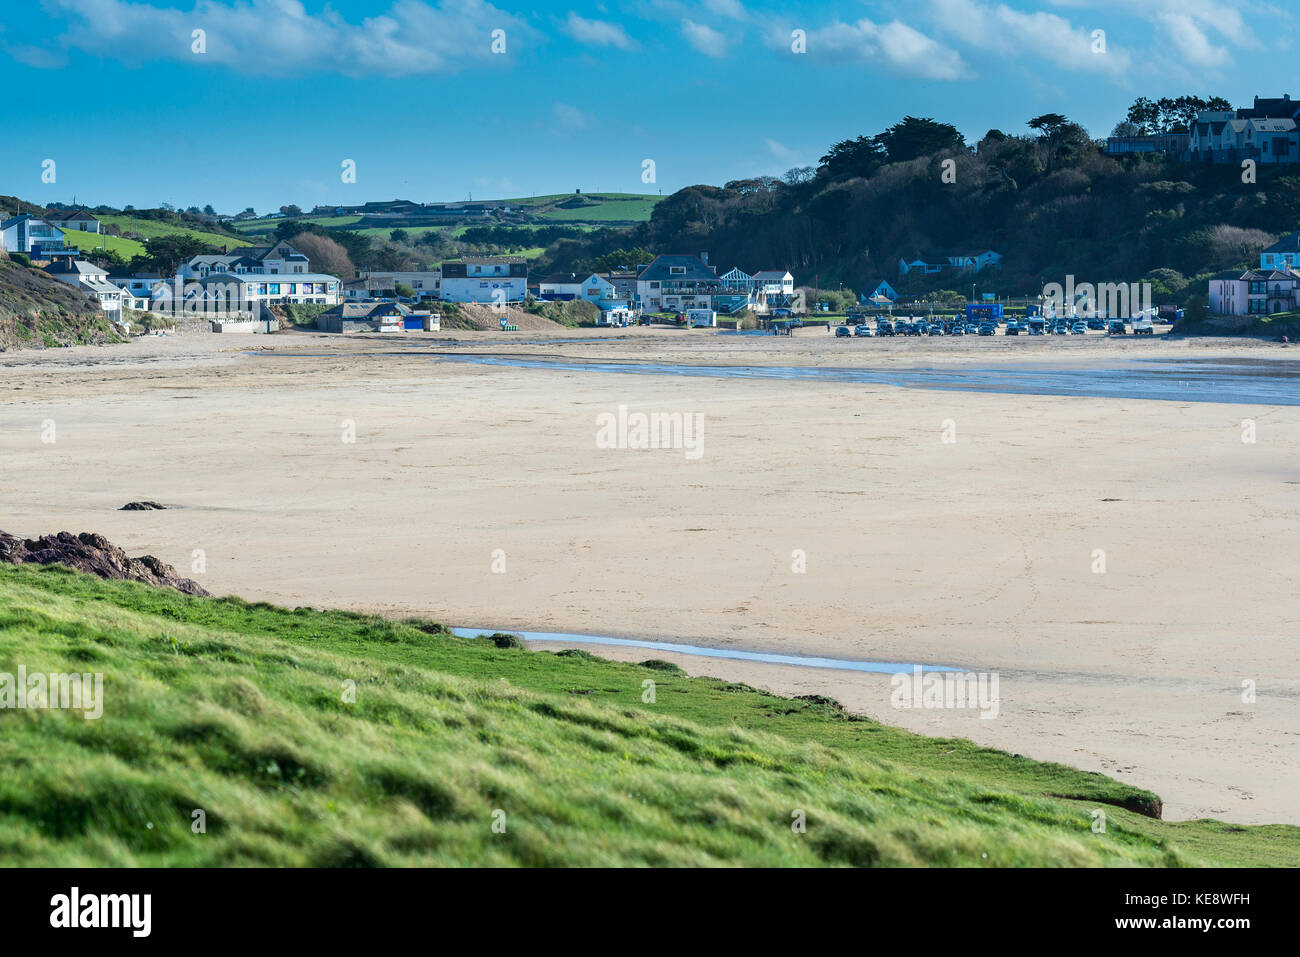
left=120, top=501, right=167, bottom=510
left=0, top=530, right=209, bottom=596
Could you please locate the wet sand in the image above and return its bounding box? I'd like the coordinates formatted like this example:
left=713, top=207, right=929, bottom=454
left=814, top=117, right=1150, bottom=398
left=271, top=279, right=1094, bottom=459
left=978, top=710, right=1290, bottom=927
left=2, top=327, right=1297, bottom=824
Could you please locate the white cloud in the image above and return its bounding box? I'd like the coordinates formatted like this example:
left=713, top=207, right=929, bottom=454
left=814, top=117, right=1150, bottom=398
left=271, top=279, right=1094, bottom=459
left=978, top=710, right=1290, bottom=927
left=773, top=19, right=971, bottom=81
left=553, top=102, right=592, bottom=129
left=1154, top=12, right=1231, bottom=67
left=27, top=0, right=534, bottom=76
left=703, top=0, right=747, bottom=20
left=765, top=139, right=803, bottom=165
left=928, top=0, right=1131, bottom=74
left=681, top=19, right=728, bottom=58
left=562, top=12, right=637, bottom=50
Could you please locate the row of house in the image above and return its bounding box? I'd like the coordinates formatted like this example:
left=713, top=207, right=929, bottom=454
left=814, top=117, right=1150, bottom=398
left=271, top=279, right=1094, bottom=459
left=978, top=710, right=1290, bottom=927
left=532, top=255, right=797, bottom=317
left=1107, top=94, right=1300, bottom=164
left=897, top=250, right=1003, bottom=278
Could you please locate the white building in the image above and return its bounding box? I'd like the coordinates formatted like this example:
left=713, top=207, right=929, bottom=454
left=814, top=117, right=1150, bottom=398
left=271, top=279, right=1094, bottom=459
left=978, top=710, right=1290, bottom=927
left=1207, top=268, right=1300, bottom=316
left=1, top=214, right=72, bottom=257
left=151, top=273, right=341, bottom=316
left=439, top=257, right=527, bottom=303
left=538, top=272, right=616, bottom=302
left=43, top=260, right=129, bottom=316
left=45, top=207, right=102, bottom=234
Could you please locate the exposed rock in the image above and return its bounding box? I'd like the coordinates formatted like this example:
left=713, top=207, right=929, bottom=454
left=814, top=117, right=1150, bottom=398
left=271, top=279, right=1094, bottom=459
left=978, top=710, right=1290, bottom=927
left=120, top=501, right=167, bottom=511
left=0, top=530, right=209, bottom=596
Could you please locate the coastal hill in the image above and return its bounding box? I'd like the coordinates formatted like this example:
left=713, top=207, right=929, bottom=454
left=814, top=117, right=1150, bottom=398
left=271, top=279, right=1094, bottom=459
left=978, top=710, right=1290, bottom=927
left=0, top=251, right=123, bottom=350
left=2, top=553, right=1296, bottom=866
left=539, top=115, right=1300, bottom=310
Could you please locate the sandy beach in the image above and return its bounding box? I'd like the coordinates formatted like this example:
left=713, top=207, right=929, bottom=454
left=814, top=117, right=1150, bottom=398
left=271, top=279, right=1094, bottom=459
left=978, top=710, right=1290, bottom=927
left=3, top=327, right=1297, bottom=825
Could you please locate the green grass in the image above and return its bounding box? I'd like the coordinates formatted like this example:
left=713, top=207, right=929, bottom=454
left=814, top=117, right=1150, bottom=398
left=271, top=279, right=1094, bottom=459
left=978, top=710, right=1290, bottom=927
left=4, top=564, right=1293, bottom=866
left=58, top=228, right=146, bottom=259
left=94, top=216, right=252, bottom=249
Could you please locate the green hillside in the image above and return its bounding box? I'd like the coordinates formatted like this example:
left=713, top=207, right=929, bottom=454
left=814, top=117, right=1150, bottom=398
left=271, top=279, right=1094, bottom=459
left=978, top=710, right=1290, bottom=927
left=97, top=215, right=253, bottom=249
left=0, top=255, right=124, bottom=350
left=59, top=227, right=146, bottom=259
left=1, top=561, right=1295, bottom=866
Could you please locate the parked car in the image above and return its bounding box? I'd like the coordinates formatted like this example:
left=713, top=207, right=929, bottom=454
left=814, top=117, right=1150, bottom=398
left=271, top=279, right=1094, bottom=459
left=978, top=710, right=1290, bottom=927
left=854, top=323, right=873, bottom=336
left=1107, top=319, right=1127, bottom=335
left=1004, top=321, right=1021, bottom=335
left=928, top=323, right=944, bottom=336
left=950, top=323, right=966, bottom=336
left=1086, top=318, right=1106, bottom=330
left=876, top=319, right=895, bottom=336
left=834, top=325, right=851, bottom=337
left=1133, top=318, right=1155, bottom=335
left=1070, top=321, right=1088, bottom=335
left=978, top=322, right=996, bottom=336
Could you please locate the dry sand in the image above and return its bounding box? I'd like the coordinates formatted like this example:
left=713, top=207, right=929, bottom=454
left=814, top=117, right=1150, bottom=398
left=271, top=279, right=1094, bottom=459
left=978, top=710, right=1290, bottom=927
left=2, top=326, right=1297, bottom=824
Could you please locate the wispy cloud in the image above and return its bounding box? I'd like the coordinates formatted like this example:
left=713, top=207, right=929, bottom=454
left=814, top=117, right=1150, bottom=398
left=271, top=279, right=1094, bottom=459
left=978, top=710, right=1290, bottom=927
left=21, top=0, right=535, bottom=76
left=768, top=19, right=971, bottom=81
left=561, top=12, right=638, bottom=50
left=928, top=0, right=1130, bottom=75
left=553, top=101, right=592, bottom=129
left=681, top=19, right=728, bottom=58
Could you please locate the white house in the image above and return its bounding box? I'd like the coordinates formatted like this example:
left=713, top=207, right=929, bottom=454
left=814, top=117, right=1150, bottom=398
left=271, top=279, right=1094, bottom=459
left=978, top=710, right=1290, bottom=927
left=45, top=207, right=102, bottom=234
left=152, top=273, right=340, bottom=316
left=1, top=214, right=73, bottom=258
left=43, top=260, right=129, bottom=316
left=538, top=272, right=616, bottom=302
left=1207, top=268, right=1300, bottom=316
left=181, top=240, right=313, bottom=279
left=635, top=254, right=722, bottom=312
left=439, top=257, right=527, bottom=303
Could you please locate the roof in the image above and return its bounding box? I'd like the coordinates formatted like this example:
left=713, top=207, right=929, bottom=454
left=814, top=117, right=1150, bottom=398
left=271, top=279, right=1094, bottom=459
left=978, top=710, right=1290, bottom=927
left=1262, top=231, right=1300, bottom=254
left=636, top=254, right=718, bottom=282
left=751, top=270, right=792, bottom=280
left=44, top=207, right=99, bottom=223
left=195, top=272, right=339, bottom=285
left=43, top=260, right=107, bottom=276
left=447, top=256, right=527, bottom=266
left=321, top=302, right=411, bottom=320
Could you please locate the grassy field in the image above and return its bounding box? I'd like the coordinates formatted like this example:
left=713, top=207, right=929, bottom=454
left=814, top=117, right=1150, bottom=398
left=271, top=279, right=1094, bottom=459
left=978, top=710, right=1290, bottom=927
left=58, top=228, right=146, bottom=259
left=1, top=563, right=1296, bottom=866
left=95, top=216, right=252, bottom=249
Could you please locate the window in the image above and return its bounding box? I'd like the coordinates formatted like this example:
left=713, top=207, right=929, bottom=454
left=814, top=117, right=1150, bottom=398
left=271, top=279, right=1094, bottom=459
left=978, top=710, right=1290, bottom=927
left=670, top=266, right=686, bottom=275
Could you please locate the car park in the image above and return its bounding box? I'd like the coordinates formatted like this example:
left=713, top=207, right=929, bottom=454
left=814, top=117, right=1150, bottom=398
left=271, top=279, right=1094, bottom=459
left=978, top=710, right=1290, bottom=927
left=1004, top=321, right=1021, bottom=335
left=876, top=319, right=894, bottom=336
left=1086, top=318, right=1106, bottom=330
left=928, top=323, right=944, bottom=336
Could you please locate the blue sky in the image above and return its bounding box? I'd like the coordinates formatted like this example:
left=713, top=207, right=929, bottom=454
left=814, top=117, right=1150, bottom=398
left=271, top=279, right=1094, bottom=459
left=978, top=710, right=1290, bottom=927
left=0, top=0, right=1293, bottom=213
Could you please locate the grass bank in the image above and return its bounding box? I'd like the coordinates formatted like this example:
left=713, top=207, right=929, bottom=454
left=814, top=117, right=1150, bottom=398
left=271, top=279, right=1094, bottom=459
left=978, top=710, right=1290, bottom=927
left=0, top=563, right=1295, bottom=866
